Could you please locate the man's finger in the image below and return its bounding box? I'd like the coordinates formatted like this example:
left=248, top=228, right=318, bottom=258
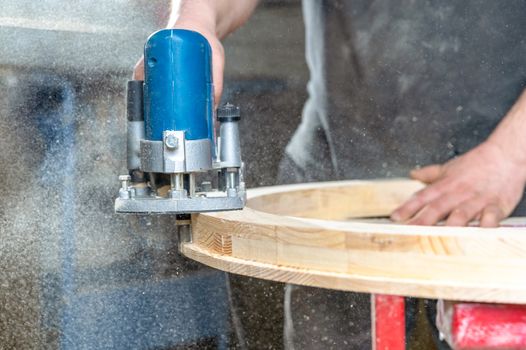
left=480, top=204, right=503, bottom=228
left=445, top=196, right=488, bottom=227
left=133, top=57, right=145, bottom=80
left=211, top=42, right=225, bottom=108
left=410, top=164, right=443, bottom=184
left=391, top=180, right=449, bottom=222
left=406, top=191, right=472, bottom=226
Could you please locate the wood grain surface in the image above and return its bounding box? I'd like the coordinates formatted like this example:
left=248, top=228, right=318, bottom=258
left=181, top=179, right=526, bottom=303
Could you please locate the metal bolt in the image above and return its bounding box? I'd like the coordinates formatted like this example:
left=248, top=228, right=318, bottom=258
left=119, top=174, right=131, bottom=190
left=201, top=181, right=212, bottom=192
left=164, top=134, right=179, bottom=149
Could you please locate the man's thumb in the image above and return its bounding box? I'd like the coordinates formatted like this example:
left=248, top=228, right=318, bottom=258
left=410, top=164, right=443, bottom=184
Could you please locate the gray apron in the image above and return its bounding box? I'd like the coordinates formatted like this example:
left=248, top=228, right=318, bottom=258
left=287, top=0, right=526, bottom=179
left=280, top=1, right=526, bottom=349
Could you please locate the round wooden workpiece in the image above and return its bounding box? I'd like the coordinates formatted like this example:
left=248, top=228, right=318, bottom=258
left=181, top=179, right=526, bottom=303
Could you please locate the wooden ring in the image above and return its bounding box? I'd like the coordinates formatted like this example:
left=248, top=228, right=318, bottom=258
left=181, top=179, right=526, bottom=303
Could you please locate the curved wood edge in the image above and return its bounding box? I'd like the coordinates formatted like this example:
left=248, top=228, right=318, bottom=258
left=181, top=243, right=526, bottom=304
left=246, top=178, right=426, bottom=220
left=182, top=179, right=526, bottom=303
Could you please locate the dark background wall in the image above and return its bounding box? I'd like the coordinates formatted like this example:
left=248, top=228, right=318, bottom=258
left=224, top=0, right=307, bottom=186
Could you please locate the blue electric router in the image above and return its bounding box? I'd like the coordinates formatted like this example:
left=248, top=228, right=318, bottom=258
left=115, top=29, right=246, bottom=214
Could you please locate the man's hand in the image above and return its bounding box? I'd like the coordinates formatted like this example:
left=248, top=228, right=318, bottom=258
left=391, top=141, right=526, bottom=227
left=392, top=89, right=526, bottom=227
left=133, top=0, right=258, bottom=107
left=133, top=27, right=225, bottom=106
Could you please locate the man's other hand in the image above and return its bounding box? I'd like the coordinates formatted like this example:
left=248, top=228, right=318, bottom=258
left=391, top=141, right=526, bottom=227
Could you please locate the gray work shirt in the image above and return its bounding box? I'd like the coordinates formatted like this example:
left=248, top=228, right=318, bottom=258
left=287, top=0, right=526, bottom=180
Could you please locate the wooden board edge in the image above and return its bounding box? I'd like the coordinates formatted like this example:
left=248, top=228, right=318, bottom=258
left=181, top=242, right=526, bottom=304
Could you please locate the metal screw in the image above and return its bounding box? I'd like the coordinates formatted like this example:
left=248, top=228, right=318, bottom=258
left=164, top=134, right=179, bottom=149
left=201, top=181, right=212, bottom=192
left=119, top=175, right=131, bottom=190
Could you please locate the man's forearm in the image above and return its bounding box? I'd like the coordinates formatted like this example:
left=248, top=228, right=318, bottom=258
left=487, top=89, right=526, bottom=167
left=169, top=0, right=259, bottom=39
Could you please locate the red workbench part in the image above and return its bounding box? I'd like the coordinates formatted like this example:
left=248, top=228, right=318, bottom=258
left=372, top=294, right=406, bottom=350
left=436, top=300, right=526, bottom=349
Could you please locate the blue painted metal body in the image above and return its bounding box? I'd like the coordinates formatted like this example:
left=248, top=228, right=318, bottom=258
left=144, top=29, right=214, bottom=142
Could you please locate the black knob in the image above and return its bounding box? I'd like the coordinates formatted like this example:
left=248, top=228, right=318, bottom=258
left=217, top=103, right=240, bottom=122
